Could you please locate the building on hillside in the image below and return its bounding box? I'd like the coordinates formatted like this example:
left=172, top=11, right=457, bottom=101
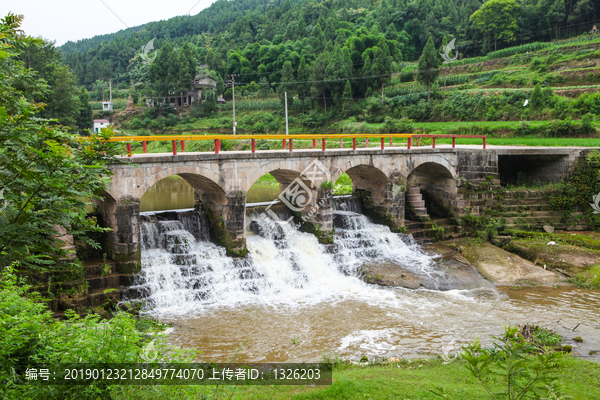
left=93, top=119, right=110, bottom=133
left=145, top=74, right=217, bottom=107
left=102, top=102, right=113, bottom=111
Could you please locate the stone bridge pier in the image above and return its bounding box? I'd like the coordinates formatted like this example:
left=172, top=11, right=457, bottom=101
left=95, top=193, right=141, bottom=274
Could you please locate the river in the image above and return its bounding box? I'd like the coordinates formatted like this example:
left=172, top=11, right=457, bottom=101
left=132, top=176, right=600, bottom=363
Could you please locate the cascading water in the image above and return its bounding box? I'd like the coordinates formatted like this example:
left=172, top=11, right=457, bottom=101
left=333, top=195, right=363, bottom=214
left=133, top=209, right=261, bottom=310
left=132, top=199, right=445, bottom=313
left=331, top=210, right=445, bottom=287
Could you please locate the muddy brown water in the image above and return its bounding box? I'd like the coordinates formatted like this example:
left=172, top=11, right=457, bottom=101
left=157, top=286, right=600, bottom=363
left=140, top=177, right=600, bottom=363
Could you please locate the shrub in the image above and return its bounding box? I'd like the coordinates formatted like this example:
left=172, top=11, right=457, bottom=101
left=0, top=266, right=194, bottom=399
left=256, top=139, right=270, bottom=150
left=545, top=117, right=575, bottom=137
left=382, top=117, right=414, bottom=133
left=399, top=71, right=415, bottom=82
left=142, top=107, right=158, bottom=120
left=252, top=122, right=266, bottom=133
left=529, top=57, right=544, bottom=71
left=580, top=113, right=595, bottom=134
left=516, top=121, right=531, bottom=136
left=320, top=180, right=334, bottom=189
left=574, top=92, right=600, bottom=115
left=129, top=118, right=143, bottom=129
left=402, top=99, right=432, bottom=120
left=530, top=83, right=543, bottom=109
left=457, top=326, right=566, bottom=400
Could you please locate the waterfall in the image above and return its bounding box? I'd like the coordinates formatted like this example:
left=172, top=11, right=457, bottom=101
left=132, top=206, right=440, bottom=312
left=333, top=196, right=363, bottom=214
left=331, top=211, right=443, bottom=286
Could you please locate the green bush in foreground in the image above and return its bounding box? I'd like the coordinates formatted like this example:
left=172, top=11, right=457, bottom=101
left=0, top=265, right=203, bottom=400
left=438, top=326, right=568, bottom=400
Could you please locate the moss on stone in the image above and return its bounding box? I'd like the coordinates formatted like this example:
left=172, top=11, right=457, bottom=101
left=292, top=211, right=334, bottom=244
left=357, top=190, right=404, bottom=233
left=203, top=205, right=247, bottom=257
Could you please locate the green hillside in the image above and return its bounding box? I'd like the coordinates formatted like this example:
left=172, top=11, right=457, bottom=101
left=108, top=35, right=600, bottom=143
left=10, top=0, right=600, bottom=137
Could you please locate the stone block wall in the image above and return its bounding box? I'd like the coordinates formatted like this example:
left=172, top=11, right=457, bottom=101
left=94, top=194, right=141, bottom=274
left=194, top=189, right=247, bottom=256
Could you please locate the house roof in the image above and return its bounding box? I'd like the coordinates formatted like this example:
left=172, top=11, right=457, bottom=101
left=93, top=119, right=110, bottom=123
left=192, top=74, right=217, bottom=88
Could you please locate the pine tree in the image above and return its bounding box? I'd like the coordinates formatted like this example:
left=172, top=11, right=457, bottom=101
left=385, top=23, right=399, bottom=42
left=75, top=88, right=93, bottom=133
left=325, top=47, right=352, bottom=106
left=216, top=75, right=225, bottom=95
left=530, top=83, right=543, bottom=109
left=277, top=60, right=294, bottom=107
left=342, top=80, right=353, bottom=113
left=177, top=43, right=196, bottom=95
left=416, top=36, right=440, bottom=102
left=371, top=39, right=393, bottom=89
left=361, top=55, right=372, bottom=97
left=259, top=77, right=270, bottom=99
left=546, top=0, right=566, bottom=39
left=297, top=56, right=310, bottom=111
left=310, top=53, right=327, bottom=110
left=149, top=41, right=176, bottom=97
left=310, top=23, right=325, bottom=53
left=297, top=18, right=307, bottom=39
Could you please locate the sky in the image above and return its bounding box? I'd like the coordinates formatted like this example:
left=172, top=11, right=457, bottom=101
left=3, top=0, right=218, bottom=46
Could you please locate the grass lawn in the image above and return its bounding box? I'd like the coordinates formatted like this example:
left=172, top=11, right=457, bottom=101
left=229, top=357, right=600, bottom=399
left=411, top=121, right=551, bottom=130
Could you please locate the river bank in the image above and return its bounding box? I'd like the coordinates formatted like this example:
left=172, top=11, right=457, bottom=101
left=208, top=357, right=600, bottom=399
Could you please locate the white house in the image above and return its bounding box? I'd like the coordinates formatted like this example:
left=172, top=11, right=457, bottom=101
left=93, top=119, right=110, bottom=133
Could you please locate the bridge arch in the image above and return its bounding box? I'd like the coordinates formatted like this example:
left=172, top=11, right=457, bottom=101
left=336, top=163, right=405, bottom=228
left=246, top=168, right=305, bottom=193
left=406, top=162, right=458, bottom=219
left=406, top=158, right=457, bottom=179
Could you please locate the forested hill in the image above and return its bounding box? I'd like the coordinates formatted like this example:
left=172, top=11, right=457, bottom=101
left=60, top=0, right=599, bottom=88
left=59, top=0, right=267, bottom=55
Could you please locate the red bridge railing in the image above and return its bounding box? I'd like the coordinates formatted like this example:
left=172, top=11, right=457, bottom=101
left=105, top=133, right=487, bottom=157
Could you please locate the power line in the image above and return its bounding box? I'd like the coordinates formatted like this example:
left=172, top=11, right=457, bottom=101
left=98, top=0, right=129, bottom=29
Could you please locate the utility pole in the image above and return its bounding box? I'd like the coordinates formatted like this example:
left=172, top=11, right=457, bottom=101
left=285, top=92, right=289, bottom=135
left=109, top=79, right=113, bottom=105
left=231, top=74, right=236, bottom=135
left=381, top=83, right=384, bottom=106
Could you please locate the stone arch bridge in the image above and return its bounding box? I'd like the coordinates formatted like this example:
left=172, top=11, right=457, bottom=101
left=96, top=146, right=586, bottom=273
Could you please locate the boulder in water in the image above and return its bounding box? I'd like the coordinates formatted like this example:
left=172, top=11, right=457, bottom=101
left=358, top=242, right=494, bottom=291
left=162, top=231, right=193, bottom=254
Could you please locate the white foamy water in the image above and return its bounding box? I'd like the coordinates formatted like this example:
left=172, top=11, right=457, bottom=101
left=132, top=203, right=446, bottom=313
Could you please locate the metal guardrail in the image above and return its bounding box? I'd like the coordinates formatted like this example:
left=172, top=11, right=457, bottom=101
left=105, top=133, right=487, bottom=156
